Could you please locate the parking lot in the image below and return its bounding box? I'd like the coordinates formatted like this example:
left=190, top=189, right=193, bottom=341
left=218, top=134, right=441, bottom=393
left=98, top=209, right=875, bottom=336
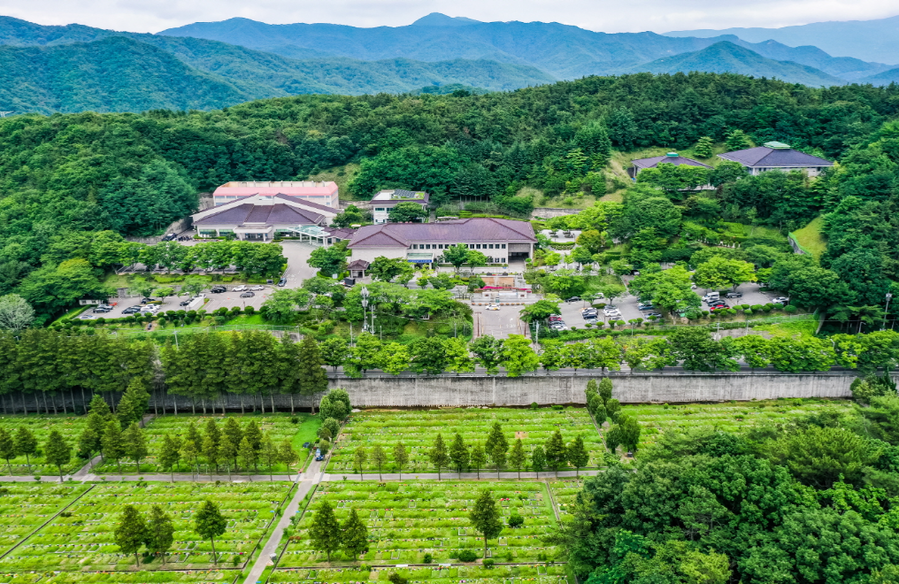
left=78, top=285, right=274, bottom=321
left=473, top=304, right=529, bottom=339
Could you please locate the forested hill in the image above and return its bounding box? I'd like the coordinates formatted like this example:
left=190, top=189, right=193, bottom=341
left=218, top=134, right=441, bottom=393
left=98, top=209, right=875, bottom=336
left=1, top=72, right=898, bottom=322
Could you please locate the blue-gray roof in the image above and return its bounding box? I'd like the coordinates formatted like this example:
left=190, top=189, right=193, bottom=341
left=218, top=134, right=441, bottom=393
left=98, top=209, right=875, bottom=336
left=718, top=146, right=833, bottom=168
left=632, top=155, right=712, bottom=170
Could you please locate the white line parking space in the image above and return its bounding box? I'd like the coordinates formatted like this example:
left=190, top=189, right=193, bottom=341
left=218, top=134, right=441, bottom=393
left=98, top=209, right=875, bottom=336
left=473, top=304, right=528, bottom=339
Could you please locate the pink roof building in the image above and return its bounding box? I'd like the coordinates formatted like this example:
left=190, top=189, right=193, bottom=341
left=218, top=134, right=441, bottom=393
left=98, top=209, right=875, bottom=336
left=212, top=181, right=338, bottom=208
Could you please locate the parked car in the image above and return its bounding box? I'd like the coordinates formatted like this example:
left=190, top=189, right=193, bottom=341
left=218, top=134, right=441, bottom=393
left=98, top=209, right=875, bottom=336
left=179, top=298, right=192, bottom=307
left=249, top=285, right=265, bottom=291
left=210, top=285, right=227, bottom=293
left=278, top=278, right=287, bottom=287
left=548, top=315, right=563, bottom=322
left=582, top=309, right=598, bottom=318
left=140, top=305, right=160, bottom=313
left=92, top=305, right=112, bottom=313
left=233, top=285, right=248, bottom=292
left=485, top=304, right=500, bottom=311
left=645, top=312, right=663, bottom=319
left=315, top=449, right=324, bottom=461
left=772, top=297, right=790, bottom=305
left=79, top=314, right=95, bottom=320
left=565, top=296, right=581, bottom=303
left=725, top=292, right=743, bottom=299
left=710, top=304, right=731, bottom=311
left=708, top=300, right=727, bottom=307
left=122, top=306, right=141, bottom=314
left=139, top=297, right=156, bottom=304
left=549, top=323, right=568, bottom=331
left=638, top=303, right=655, bottom=311
left=240, top=291, right=255, bottom=298
left=584, top=317, right=598, bottom=324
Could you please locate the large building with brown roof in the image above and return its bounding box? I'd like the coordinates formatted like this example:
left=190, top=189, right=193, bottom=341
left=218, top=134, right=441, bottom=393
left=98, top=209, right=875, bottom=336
left=718, top=142, right=833, bottom=176
left=347, top=218, right=536, bottom=265
left=191, top=194, right=338, bottom=241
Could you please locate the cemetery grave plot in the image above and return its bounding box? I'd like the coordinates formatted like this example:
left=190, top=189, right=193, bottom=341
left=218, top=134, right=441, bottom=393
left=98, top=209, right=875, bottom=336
left=0, top=483, right=91, bottom=555
left=547, top=481, right=582, bottom=521
left=0, top=482, right=293, bottom=572
left=329, top=408, right=602, bottom=473
left=624, top=398, right=854, bottom=450
left=0, top=570, right=240, bottom=583
left=0, top=415, right=89, bottom=475
left=270, top=564, right=570, bottom=584
left=92, top=413, right=317, bottom=474
left=281, top=481, right=560, bottom=567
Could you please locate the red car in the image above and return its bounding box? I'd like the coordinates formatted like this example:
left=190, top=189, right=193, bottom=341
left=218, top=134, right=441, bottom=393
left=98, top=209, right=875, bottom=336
left=548, top=315, right=563, bottom=322
left=709, top=304, right=731, bottom=311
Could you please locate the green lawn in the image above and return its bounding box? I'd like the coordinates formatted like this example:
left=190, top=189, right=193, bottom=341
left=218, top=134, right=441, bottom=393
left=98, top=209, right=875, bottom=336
left=271, top=564, right=570, bottom=584
left=791, top=216, right=827, bottom=260
left=0, top=483, right=91, bottom=554
left=0, top=415, right=90, bottom=475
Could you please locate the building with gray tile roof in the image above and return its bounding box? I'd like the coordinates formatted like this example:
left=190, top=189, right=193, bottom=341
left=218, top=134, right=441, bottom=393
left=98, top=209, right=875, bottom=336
left=718, top=142, right=833, bottom=176
left=347, top=218, right=536, bottom=265
left=630, top=152, right=712, bottom=178
left=191, top=193, right=338, bottom=241
left=369, top=189, right=430, bottom=224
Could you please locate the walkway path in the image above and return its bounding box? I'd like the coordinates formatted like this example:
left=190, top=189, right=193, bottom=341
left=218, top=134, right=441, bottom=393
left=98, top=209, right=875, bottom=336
left=242, top=458, right=325, bottom=584
left=321, top=469, right=600, bottom=481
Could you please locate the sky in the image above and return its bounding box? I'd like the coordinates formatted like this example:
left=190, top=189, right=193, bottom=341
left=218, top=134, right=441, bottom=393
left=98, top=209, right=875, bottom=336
left=2, top=0, right=897, bottom=34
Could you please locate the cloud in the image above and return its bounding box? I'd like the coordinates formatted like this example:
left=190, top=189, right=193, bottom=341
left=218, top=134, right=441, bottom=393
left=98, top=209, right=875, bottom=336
left=4, top=0, right=898, bottom=34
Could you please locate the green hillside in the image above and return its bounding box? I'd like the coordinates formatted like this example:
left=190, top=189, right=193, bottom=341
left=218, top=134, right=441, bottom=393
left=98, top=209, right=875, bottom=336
left=631, top=42, right=843, bottom=87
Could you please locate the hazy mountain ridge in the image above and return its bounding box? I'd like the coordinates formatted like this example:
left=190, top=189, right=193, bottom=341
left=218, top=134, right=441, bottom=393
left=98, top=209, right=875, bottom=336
left=666, top=14, right=899, bottom=64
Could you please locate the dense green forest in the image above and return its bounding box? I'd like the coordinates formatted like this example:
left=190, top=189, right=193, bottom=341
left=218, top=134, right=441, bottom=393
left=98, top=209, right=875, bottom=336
left=1, top=72, right=898, bottom=321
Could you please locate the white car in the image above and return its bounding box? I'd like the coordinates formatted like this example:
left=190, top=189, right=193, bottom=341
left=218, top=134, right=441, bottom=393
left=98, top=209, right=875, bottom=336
left=772, top=297, right=790, bottom=305
left=232, top=285, right=248, bottom=292
left=140, top=305, right=160, bottom=313
left=485, top=304, right=500, bottom=311
left=249, top=285, right=265, bottom=291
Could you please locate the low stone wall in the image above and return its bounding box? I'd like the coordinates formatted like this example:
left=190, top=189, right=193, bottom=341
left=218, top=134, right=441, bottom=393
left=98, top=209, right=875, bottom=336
left=531, top=208, right=580, bottom=220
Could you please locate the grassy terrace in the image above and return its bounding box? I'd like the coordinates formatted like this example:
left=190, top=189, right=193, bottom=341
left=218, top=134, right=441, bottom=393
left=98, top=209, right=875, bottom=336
left=547, top=480, right=582, bottom=522
left=282, top=481, right=559, bottom=567
left=0, top=572, right=239, bottom=583
left=626, top=398, right=853, bottom=450
left=0, top=415, right=89, bottom=475
left=329, top=408, right=603, bottom=474
left=0, top=483, right=91, bottom=554
left=0, top=482, right=293, bottom=572
left=92, top=413, right=321, bottom=474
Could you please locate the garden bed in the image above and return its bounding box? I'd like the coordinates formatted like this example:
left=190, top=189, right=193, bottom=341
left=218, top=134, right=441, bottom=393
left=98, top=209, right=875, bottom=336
left=281, top=481, right=560, bottom=567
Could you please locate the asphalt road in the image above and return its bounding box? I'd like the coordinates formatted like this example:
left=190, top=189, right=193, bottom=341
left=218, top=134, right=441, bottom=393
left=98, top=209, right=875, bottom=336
left=473, top=304, right=528, bottom=339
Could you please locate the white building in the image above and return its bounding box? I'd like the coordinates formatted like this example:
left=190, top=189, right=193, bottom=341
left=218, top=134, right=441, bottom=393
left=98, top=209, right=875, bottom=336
left=347, top=218, right=536, bottom=265
left=369, top=189, right=430, bottom=224
left=212, top=181, right=339, bottom=207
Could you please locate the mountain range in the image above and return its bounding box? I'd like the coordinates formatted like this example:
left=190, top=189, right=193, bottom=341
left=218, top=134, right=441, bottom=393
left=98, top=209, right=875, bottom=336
left=1, top=13, right=898, bottom=115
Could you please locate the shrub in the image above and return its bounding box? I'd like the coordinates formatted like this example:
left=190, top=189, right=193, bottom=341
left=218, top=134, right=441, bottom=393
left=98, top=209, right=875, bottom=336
left=762, top=304, right=774, bottom=313
left=508, top=514, right=524, bottom=528
left=290, top=416, right=300, bottom=424
left=751, top=304, right=763, bottom=311
left=423, top=553, right=433, bottom=564
left=743, top=309, right=753, bottom=316
left=784, top=305, right=798, bottom=313
left=530, top=402, right=539, bottom=409
left=458, top=550, right=478, bottom=562
left=483, top=559, right=495, bottom=569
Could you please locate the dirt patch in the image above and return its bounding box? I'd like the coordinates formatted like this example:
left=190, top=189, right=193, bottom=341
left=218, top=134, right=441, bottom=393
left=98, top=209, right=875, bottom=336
left=515, top=431, right=528, bottom=439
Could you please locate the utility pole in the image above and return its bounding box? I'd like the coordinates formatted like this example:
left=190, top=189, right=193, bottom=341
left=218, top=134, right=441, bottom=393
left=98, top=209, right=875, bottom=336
left=884, top=293, right=893, bottom=331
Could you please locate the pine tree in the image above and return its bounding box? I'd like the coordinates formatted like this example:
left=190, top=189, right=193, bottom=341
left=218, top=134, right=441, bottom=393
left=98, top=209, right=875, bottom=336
left=14, top=427, right=37, bottom=472
left=585, top=379, right=598, bottom=400
left=341, top=508, right=369, bottom=562
left=117, top=378, right=150, bottom=427
left=353, top=447, right=367, bottom=480
left=470, top=443, right=487, bottom=479
left=298, top=336, right=329, bottom=409
left=0, top=428, right=15, bottom=474
left=186, top=422, right=203, bottom=451
left=486, top=422, right=508, bottom=478
left=392, top=442, right=408, bottom=480
left=567, top=436, right=589, bottom=477
left=218, top=436, right=237, bottom=481
left=158, top=434, right=181, bottom=481
left=725, top=129, right=752, bottom=151
left=45, top=429, right=71, bottom=481
left=469, top=490, right=503, bottom=558
left=204, top=418, right=221, bottom=450
left=598, top=378, right=613, bottom=404
left=531, top=446, right=546, bottom=478
left=84, top=411, right=106, bottom=456
left=449, top=433, right=469, bottom=475
left=123, top=422, right=148, bottom=473
left=606, top=398, right=621, bottom=423
left=180, top=440, right=199, bottom=478
left=222, top=417, right=243, bottom=460
left=509, top=439, right=526, bottom=480
left=115, top=504, right=148, bottom=567
left=237, top=437, right=257, bottom=473
left=102, top=420, right=126, bottom=473
left=261, top=434, right=279, bottom=481
left=244, top=420, right=263, bottom=452
left=606, top=107, right=638, bottom=149
left=88, top=394, right=112, bottom=419
left=280, top=440, right=299, bottom=480
left=429, top=433, right=450, bottom=480
left=194, top=499, right=227, bottom=565
left=202, top=435, right=219, bottom=474
left=545, top=430, right=566, bottom=477
left=146, top=504, right=175, bottom=565
left=694, top=136, right=714, bottom=159
left=370, top=445, right=387, bottom=481
left=617, top=414, right=642, bottom=454
left=309, top=500, right=341, bottom=562
left=78, top=427, right=100, bottom=465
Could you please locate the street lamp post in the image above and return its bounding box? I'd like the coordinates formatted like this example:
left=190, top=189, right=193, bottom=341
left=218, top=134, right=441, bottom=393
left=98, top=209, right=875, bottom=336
left=884, top=293, right=893, bottom=331
left=360, top=286, right=369, bottom=333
